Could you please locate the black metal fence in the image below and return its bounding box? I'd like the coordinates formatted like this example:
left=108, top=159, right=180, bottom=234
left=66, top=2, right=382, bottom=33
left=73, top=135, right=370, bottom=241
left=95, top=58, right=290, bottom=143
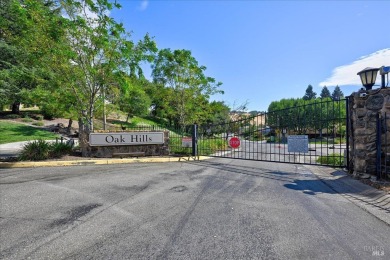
left=377, top=112, right=390, bottom=179
left=197, top=99, right=348, bottom=167
left=123, top=124, right=193, bottom=156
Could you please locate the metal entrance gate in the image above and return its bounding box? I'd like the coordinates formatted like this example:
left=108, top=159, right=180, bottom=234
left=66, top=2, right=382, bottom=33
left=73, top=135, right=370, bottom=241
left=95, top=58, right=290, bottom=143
left=196, top=99, right=349, bottom=168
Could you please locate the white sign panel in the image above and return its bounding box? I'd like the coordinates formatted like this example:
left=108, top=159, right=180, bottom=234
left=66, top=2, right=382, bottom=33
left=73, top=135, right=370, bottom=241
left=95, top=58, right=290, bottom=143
left=288, top=135, right=309, bottom=153
left=182, top=137, right=192, bottom=148
left=89, top=132, right=164, bottom=146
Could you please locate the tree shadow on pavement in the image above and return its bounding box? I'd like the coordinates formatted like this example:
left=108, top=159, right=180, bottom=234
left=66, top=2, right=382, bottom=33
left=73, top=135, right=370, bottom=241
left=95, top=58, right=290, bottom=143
left=186, top=160, right=299, bottom=183
left=186, top=160, right=390, bottom=214
left=284, top=176, right=390, bottom=213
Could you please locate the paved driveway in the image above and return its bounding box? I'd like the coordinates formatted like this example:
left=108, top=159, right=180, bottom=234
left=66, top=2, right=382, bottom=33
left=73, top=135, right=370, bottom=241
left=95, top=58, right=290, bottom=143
left=1, top=159, right=389, bottom=259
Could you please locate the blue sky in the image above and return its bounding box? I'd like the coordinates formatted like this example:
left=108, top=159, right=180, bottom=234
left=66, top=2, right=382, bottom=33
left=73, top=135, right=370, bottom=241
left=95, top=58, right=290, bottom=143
left=110, top=0, right=389, bottom=112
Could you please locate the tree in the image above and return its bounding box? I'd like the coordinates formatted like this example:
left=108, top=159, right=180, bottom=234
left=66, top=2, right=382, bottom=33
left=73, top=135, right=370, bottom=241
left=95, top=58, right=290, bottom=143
left=303, top=85, right=316, bottom=100
left=267, top=96, right=346, bottom=137
left=331, top=85, right=344, bottom=101
left=320, top=86, right=331, bottom=99
left=53, top=0, right=158, bottom=155
left=152, top=48, right=223, bottom=128
left=206, top=101, right=230, bottom=125
left=0, top=0, right=66, bottom=113
left=117, top=77, right=151, bottom=122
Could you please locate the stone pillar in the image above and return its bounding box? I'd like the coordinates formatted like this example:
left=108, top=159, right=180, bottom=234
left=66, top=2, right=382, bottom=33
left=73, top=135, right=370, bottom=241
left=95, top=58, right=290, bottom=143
left=349, top=88, right=390, bottom=178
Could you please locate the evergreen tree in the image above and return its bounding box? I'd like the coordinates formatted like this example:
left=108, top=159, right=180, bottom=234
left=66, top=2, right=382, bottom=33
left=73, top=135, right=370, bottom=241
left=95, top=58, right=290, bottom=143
left=320, top=86, right=331, bottom=99
left=303, top=85, right=316, bottom=100
left=331, top=85, right=344, bottom=101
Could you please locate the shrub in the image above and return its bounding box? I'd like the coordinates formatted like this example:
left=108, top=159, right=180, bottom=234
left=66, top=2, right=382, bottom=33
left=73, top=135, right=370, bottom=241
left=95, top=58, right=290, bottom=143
left=32, top=121, right=45, bottom=126
left=49, top=142, right=73, bottom=158
left=32, top=114, right=44, bottom=121
left=169, top=136, right=228, bottom=156
left=19, top=139, right=51, bottom=161
left=317, top=153, right=344, bottom=166
left=4, top=114, right=20, bottom=119
left=21, top=117, right=33, bottom=123
left=18, top=140, right=73, bottom=161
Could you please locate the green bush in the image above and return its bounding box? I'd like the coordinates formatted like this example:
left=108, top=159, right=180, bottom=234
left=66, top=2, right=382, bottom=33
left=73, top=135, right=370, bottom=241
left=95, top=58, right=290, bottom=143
left=4, top=114, right=20, bottom=119
left=18, top=139, right=73, bottom=161
left=19, top=139, right=51, bottom=161
left=32, top=121, right=45, bottom=126
left=32, top=114, right=44, bottom=121
left=317, top=153, right=344, bottom=166
left=21, top=117, right=33, bottom=123
left=49, top=142, right=73, bottom=158
left=169, top=136, right=228, bottom=156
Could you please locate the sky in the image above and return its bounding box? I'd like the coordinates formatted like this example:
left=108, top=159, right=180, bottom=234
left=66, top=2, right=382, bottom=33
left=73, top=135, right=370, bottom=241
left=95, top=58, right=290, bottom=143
left=110, top=0, right=390, bottom=112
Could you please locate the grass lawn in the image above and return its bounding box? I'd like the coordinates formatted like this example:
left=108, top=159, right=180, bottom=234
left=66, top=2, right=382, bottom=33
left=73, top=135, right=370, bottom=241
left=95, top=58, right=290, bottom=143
left=0, top=121, right=60, bottom=145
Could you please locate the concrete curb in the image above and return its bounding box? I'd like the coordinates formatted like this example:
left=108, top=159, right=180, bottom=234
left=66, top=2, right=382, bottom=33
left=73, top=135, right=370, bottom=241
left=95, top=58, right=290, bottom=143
left=0, top=156, right=212, bottom=168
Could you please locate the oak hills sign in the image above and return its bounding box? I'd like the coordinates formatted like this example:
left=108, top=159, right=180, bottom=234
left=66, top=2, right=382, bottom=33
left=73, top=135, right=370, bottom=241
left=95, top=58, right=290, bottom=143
left=89, top=132, right=165, bottom=146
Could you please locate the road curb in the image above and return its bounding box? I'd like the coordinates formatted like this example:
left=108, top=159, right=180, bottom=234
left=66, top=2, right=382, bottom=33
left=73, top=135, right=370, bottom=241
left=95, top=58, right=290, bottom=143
left=0, top=156, right=212, bottom=168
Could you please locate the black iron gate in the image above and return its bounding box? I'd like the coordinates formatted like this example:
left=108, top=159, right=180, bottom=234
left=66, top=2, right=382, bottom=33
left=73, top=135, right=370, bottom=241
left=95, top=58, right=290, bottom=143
left=196, top=99, right=349, bottom=168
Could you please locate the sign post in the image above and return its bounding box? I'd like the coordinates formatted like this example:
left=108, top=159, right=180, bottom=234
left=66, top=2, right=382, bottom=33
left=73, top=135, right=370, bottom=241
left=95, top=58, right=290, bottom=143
left=192, top=124, right=198, bottom=156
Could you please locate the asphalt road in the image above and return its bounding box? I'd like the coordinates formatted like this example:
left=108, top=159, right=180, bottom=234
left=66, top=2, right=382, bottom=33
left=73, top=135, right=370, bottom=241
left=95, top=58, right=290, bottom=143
left=1, top=159, right=389, bottom=259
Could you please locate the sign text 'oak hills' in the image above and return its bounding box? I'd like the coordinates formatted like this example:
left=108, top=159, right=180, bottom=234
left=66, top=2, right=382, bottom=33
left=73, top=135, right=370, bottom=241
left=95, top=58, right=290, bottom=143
left=89, top=132, right=164, bottom=146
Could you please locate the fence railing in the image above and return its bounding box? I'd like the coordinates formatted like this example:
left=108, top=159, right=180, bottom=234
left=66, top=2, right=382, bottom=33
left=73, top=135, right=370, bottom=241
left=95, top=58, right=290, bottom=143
left=377, top=112, right=389, bottom=180
left=122, top=124, right=193, bottom=156
left=196, top=99, right=348, bottom=167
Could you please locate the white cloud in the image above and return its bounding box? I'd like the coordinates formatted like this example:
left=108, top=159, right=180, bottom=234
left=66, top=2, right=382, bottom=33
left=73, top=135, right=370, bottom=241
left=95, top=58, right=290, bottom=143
left=139, top=0, right=149, bottom=11
left=319, top=48, right=390, bottom=87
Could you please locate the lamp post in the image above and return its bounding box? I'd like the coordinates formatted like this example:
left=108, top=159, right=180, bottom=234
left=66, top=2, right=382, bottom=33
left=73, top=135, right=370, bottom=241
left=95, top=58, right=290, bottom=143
left=357, top=66, right=390, bottom=90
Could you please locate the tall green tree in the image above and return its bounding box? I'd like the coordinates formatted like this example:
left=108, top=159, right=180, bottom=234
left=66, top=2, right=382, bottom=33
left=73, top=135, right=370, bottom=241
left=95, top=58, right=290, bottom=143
left=303, top=84, right=316, bottom=100
left=320, top=86, right=331, bottom=99
left=54, top=0, right=158, bottom=155
left=152, top=48, right=223, bottom=128
left=117, top=77, right=151, bottom=122
left=331, top=85, right=344, bottom=101
left=0, top=0, right=66, bottom=113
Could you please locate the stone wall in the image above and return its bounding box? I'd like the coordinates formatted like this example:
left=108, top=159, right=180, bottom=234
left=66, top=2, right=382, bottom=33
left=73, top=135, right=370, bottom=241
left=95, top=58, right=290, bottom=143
left=348, top=88, right=390, bottom=178
left=82, top=131, right=170, bottom=158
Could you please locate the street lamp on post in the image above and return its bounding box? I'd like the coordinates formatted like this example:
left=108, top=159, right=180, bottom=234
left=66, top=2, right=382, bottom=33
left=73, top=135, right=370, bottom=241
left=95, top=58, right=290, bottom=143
left=357, top=66, right=390, bottom=90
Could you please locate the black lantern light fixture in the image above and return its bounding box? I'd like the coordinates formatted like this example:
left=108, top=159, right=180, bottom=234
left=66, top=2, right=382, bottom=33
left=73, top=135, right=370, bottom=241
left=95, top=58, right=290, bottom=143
left=357, top=66, right=390, bottom=90
left=357, top=67, right=380, bottom=90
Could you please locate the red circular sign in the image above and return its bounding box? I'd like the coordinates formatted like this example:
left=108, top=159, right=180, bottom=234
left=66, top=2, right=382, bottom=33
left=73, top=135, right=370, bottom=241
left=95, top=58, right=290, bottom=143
left=229, top=137, right=241, bottom=149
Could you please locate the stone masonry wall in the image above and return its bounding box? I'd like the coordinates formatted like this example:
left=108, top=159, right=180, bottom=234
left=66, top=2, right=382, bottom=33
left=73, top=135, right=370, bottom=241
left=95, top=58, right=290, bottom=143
left=349, top=88, right=390, bottom=177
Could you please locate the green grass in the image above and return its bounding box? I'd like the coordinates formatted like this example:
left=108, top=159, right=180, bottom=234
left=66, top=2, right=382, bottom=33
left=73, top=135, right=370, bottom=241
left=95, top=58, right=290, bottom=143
left=108, top=116, right=168, bottom=129
left=0, top=121, right=59, bottom=144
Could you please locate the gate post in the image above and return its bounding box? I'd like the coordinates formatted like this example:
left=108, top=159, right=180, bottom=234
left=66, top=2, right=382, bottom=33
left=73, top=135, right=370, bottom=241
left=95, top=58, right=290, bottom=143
left=376, top=113, right=382, bottom=180
left=346, top=97, right=350, bottom=171
left=192, top=124, right=198, bottom=156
